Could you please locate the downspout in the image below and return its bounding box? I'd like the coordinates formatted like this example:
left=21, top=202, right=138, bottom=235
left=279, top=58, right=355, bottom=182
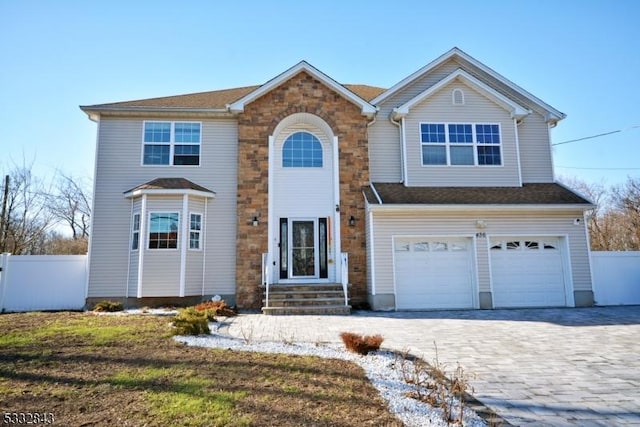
left=201, top=198, right=208, bottom=297
left=514, top=117, right=523, bottom=187
left=389, top=113, right=406, bottom=184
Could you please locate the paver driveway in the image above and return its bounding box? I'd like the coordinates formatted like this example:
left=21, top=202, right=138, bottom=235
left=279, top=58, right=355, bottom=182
left=224, top=306, right=640, bottom=426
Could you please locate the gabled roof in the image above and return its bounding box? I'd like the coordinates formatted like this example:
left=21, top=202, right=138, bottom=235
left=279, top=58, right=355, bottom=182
left=392, top=68, right=530, bottom=120
left=80, top=83, right=384, bottom=120
left=227, top=61, right=377, bottom=116
left=124, top=178, right=215, bottom=199
left=371, top=47, right=566, bottom=124
left=365, top=183, right=592, bottom=209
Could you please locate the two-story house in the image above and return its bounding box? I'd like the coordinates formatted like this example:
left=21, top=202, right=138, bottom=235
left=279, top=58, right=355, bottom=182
left=81, top=48, right=594, bottom=313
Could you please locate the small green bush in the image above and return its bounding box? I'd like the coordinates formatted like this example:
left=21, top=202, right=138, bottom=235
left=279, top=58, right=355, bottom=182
left=340, top=332, right=384, bottom=355
left=172, top=308, right=211, bottom=336
left=93, top=300, right=124, bottom=312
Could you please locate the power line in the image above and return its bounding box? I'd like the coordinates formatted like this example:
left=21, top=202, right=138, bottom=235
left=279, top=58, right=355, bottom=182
left=552, top=125, right=640, bottom=146
left=555, top=165, right=640, bottom=171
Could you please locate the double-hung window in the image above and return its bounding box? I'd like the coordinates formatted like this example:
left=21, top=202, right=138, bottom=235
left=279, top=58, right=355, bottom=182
left=143, top=121, right=201, bottom=166
left=131, top=213, right=140, bottom=251
left=421, top=123, right=501, bottom=166
left=189, top=213, right=202, bottom=250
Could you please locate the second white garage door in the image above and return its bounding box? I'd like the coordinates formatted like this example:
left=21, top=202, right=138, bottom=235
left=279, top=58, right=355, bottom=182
left=490, top=237, right=567, bottom=308
left=394, top=237, right=475, bottom=310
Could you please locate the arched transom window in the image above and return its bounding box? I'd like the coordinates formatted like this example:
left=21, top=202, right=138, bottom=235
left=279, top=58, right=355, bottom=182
left=282, top=131, right=323, bottom=167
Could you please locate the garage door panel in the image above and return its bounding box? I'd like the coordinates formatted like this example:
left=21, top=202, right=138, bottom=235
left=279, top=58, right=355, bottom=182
left=395, top=238, right=474, bottom=310
left=491, top=237, right=566, bottom=308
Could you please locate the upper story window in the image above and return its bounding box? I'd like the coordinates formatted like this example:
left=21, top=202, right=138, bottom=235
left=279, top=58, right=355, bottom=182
left=143, top=121, right=201, bottom=166
left=421, top=123, right=501, bottom=166
left=282, top=131, right=323, bottom=167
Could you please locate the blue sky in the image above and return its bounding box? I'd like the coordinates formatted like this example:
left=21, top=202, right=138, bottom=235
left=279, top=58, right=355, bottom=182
left=1, top=0, right=638, bottom=187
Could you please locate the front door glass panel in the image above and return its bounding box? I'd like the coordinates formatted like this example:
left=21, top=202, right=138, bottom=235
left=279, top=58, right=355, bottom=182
left=291, top=220, right=315, bottom=277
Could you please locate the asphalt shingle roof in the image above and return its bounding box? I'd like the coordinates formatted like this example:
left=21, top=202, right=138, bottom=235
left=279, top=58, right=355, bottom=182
left=365, top=183, right=592, bottom=205
left=125, top=178, right=214, bottom=194
left=85, top=84, right=385, bottom=110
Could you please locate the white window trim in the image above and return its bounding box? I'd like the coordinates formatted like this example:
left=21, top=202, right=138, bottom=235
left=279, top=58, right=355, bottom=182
left=188, top=211, right=203, bottom=251
left=420, top=122, right=503, bottom=167
left=131, top=212, right=141, bottom=251
left=452, top=88, right=465, bottom=105
left=141, top=121, right=202, bottom=167
left=147, top=211, right=180, bottom=251
left=280, top=130, right=325, bottom=169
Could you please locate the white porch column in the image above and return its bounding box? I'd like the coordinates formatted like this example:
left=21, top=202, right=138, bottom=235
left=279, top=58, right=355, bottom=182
left=267, top=135, right=275, bottom=284
left=179, top=194, right=189, bottom=297
left=332, top=135, right=342, bottom=281
left=136, top=194, right=147, bottom=298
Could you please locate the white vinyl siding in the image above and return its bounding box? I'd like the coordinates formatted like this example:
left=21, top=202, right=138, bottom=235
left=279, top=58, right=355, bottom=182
left=518, top=113, right=555, bottom=183
left=271, top=117, right=338, bottom=283
left=365, top=211, right=374, bottom=295
left=88, top=118, right=237, bottom=298
left=185, top=199, right=205, bottom=295
left=142, top=198, right=182, bottom=296
left=273, top=122, right=334, bottom=217
left=369, top=60, right=459, bottom=183
left=367, top=120, right=402, bottom=182
left=404, top=81, right=520, bottom=186
left=369, top=209, right=592, bottom=301
left=370, top=57, right=562, bottom=186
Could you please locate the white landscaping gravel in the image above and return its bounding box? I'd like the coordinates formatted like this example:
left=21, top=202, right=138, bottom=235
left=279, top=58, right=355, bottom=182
left=175, top=323, right=487, bottom=427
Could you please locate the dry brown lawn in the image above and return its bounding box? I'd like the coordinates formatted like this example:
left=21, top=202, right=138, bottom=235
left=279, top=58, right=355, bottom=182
left=0, top=312, right=403, bottom=426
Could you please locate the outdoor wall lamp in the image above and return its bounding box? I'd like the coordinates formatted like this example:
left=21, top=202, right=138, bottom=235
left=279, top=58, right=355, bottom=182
left=252, top=216, right=259, bottom=227
left=349, top=215, right=356, bottom=227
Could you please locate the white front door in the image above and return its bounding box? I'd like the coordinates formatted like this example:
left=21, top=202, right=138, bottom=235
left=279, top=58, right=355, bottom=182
left=279, top=217, right=329, bottom=281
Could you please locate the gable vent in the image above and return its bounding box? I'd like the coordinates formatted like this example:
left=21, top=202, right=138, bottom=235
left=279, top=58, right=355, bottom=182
left=452, top=88, right=465, bottom=105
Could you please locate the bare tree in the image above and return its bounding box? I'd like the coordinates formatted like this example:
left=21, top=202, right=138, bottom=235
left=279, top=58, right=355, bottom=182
left=0, top=161, right=54, bottom=254
left=559, top=177, right=613, bottom=250
left=48, top=172, right=92, bottom=239
left=561, top=176, right=640, bottom=251
left=611, top=177, right=640, bottom=250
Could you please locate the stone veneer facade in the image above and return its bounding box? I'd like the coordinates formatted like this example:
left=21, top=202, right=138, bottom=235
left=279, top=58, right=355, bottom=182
left=236, top=71, right=370, bottom=309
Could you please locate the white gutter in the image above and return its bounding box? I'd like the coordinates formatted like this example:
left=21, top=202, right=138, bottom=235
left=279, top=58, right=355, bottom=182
left=80, top=106, right=231, bottom=122
left=368, top=203, right=595, bottom=212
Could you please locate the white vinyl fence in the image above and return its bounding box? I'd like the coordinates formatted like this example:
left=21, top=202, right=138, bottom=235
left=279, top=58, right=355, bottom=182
left=591, top=251, right=640, bottom=306
left=0, top=253, right=88, bottom=312
left=0, top=251, right=638, bottom=312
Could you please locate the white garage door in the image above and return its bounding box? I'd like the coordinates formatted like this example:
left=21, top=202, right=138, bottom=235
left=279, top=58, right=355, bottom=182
left=394, top=237, right=475, bottom=310
left=490, top=237, right=567, bottom=308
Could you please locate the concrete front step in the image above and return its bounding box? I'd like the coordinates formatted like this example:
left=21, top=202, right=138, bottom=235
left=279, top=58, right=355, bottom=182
left=262, top=305, right=351, bottom=315
left=262, top=297, right=346, bottom=307
left=267, top=285, right=344, bottom=293
left=267, top=291, right=345, bottom=300
left=261, top=283, right=350, bottom=315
